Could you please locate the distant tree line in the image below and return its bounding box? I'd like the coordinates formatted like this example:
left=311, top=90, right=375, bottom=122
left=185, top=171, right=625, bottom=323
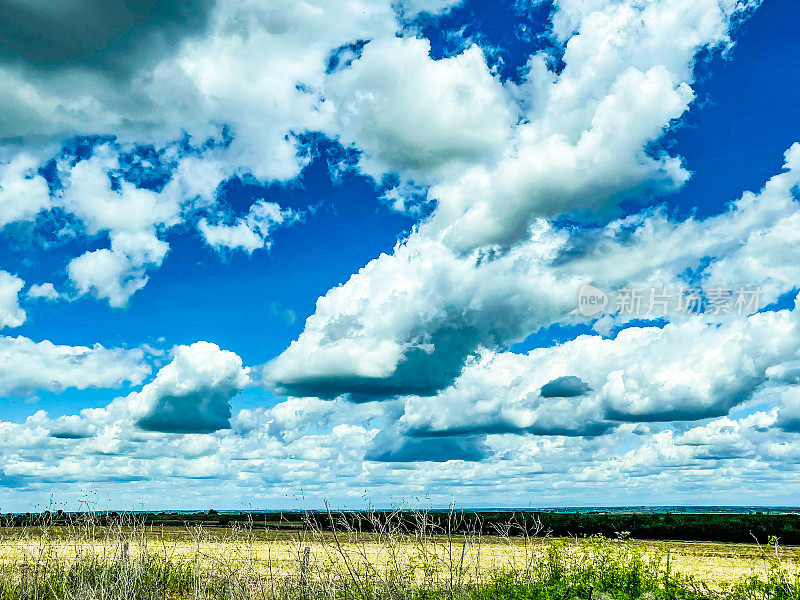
left=3, top=509, right=799, bottom=544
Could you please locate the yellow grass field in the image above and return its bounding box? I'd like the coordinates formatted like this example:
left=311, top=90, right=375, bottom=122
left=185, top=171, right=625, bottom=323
left=1, top=526, right=797, bottom=590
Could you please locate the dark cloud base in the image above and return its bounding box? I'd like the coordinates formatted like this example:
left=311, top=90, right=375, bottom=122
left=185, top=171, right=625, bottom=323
left=0, top=0, right=214, bottom=77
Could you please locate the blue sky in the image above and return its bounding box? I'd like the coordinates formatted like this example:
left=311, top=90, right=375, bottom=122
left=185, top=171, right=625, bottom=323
left=1, top=0, right=800, bottom=511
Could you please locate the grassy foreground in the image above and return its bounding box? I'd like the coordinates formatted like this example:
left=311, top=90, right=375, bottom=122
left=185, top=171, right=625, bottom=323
left=0, top=513, right=799, bottom=600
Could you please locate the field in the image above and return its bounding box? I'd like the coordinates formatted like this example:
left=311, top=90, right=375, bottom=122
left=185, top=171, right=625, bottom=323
left=0, top=515, right=799, bottom=599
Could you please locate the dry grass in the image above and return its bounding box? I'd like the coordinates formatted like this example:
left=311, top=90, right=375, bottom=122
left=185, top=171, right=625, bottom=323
left=0, top=524, right=797, bottom=585
left=0, top=514, right=798, bottom=599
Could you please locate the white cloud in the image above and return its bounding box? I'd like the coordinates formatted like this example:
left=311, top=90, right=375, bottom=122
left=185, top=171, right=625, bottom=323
left=326, top=36, right=514, bottom=181
left=54, top=145, right=234, bottom=306
left=2, top=373, right=800, bottom=507
left=0, top=0, right=472, bottom=307
left=1, top=0, right=754, bottom=313
left=0, top=154, right=50, bottom=229
left=264, top=228, right=580, bottom=398
left=0, top=0, right=459, bottom=180
left=118, top=341, right=251, bottom=433
left=410, top=0, right=756, bottom=252
left=0, top=271, right=25, bottom=329
left=67, top=230, right=170, bottom=308
left=26, top=282, right=61, bottom=302
left=59, top=147, right=183, bottom=236
left=199, top=200, right=300, bottom=254
left=3, top=396, right=797, bottom=508
left=0, top=336, right=150, bottom=396
left=268, top=142, right=800, bottom=401
left=264, top=0, right=770, bottom=399
left=52, top=145, right=183, bottom=306
left=393, top=301, right=800, bottom=444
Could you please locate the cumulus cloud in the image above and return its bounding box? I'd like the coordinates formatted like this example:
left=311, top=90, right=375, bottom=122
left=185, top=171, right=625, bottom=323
left=265, top=228, right=580, bottom=399
left=0, top=336, right=150, bottom=396
left=327, top=36, right=514, bottom=180
left=672, top=414, right=771, bottom=460
left=59, top=147, right=183, bottom=236
left=26, top=283, right=61, bottom=302
left=0, top=0, right=462, bottom=177
left=0, top=367, right=797, bottom=506
left=392, top=301, right=800, bottom=444
left=0, top=154, right=50, bottom=229
left=0, top=271, right=25, bottom=329
left=199, top=200, right=300, bottom=254
left=67, top=231, right=170, bottom=308
left=267, top=141, right=800, bottom=402
left=0, top=0, right=474, bottom=308
left=420, top=0, right=752, bottom=252
left=2, top=0, right=753, bottom=317
left=3, top=0, right=800, bottom=507
left=265, top=0, right=773, bottom=400
left=0, top=341, right=250, bottom=485
left=120, top=341, right=250, bottom=433
left=50, top=144, right=228, bottom=306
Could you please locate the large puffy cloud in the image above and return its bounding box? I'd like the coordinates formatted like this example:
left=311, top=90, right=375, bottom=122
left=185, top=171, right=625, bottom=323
left=267, top=143, right=800, bottom=400
left=427, top=65, right=692, bottom=250
left=2, top=392, right=799, bottom=507
left=0, top=336, right=150, bottom=396
left=1, top=343, right=800, bottom=505
left=118, top=341, right=251, bottom=433
left=326, top=36, right=515, bottom=180
left=598, top=312, right=799, bottom=421
left=4, top=0, right=800, bottom=508
left=265, top=229, right=580, bottom=399
left=0, top=0, right=462, bottom=179
left=394, top=349, right=611, bottom=439
left=11, top=342, right=251, bottom=441
left=266, top=0, right=773, bottom=400
left=2, top=0, right=753, bottom=316
left=0, top=0, right=473, bottom=309
left=422, top=0, right=753, bottom=251
left=392, top=301, right=800, bottom=444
